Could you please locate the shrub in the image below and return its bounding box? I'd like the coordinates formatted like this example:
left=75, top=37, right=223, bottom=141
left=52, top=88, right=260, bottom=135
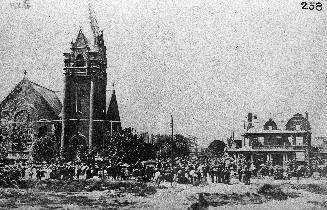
left=258, top=184, right=287, bottom=200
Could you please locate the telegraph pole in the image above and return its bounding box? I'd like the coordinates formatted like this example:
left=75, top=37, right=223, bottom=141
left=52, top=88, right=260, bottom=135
left=170, top=114, right=174, bottom=186
left=171, top=116, right=174, bottom=166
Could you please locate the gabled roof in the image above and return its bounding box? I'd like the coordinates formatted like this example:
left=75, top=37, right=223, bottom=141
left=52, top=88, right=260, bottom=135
left=0, top=77, right=62, bottom=116
left=29, top=80, right=62, bottom=115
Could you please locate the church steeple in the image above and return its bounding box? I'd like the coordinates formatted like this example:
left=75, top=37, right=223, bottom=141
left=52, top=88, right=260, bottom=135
left=72, top=28, right=89, bottom=49
left=61, top=4, right=107, bottom=157
left=106, top=83, right=121, bottom=133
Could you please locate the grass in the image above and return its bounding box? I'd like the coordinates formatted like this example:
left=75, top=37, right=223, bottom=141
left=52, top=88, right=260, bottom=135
left=0, top=180, right=156, bottom=209
left=0, top=188, right=137, bottom=209
left=297, top=183, right=327, bottom=195
left=0, top=188, right=54, bottom=209
left=188, top=184, right=297, bottom=209
left=17, top=179, right=156, bottom=196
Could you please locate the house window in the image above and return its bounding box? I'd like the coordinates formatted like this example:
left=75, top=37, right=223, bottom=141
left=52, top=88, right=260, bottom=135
left=245, top=138, right=249, bottom=147
left=296, top=152, right=305, bottom=161
left=296, top=125, right=301, bottom=131
left=268, top=126, right=272, bottom=130
left=258, top=137, right=264, bottom=145
left=296, top=137, right=303, bottom=145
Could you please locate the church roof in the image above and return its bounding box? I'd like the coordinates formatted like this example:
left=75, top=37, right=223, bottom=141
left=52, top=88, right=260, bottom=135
left=1, top=77, right=62, bottom=116
left=66, top=4, right=104, bottom=54
left=72, top=29, right=89, bottom=49
left=106, top=87, right=120, bottom=122
left=29, top=80, right=62, bottom=116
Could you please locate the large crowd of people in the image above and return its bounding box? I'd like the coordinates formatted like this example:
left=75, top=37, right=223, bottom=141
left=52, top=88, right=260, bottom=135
left=1, top=153, right=327, bottom=188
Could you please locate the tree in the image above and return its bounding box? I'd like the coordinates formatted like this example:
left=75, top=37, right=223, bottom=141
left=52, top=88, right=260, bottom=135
left=30, top=136, right=58, bottom=163
left=0, top=121, right=33, bottom=158
left=0, top=123, right=10, bottom=161
left=11, top=123, right=33, bottom=153
left=155, top=134, right=191, bottom=159
left=102, top=127, right=156, bottom=166
left=207, top=140, right=226, bottom=157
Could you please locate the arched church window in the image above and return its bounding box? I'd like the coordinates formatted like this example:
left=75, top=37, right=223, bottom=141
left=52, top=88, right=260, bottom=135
left=14, top=110, right=30, bottom=123
left=75, top=54, right=85, bottom=67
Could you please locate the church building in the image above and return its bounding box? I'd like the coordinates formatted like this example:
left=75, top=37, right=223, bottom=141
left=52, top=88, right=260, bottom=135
left=61, top=6, right=121, bottom=154
left=0, top=6, right=121, bottom=160
left=0, top=76, right=62, bottom=158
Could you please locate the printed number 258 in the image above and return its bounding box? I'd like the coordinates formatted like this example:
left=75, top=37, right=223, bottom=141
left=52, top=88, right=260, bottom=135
left=301, top=2, right=323, bottom=11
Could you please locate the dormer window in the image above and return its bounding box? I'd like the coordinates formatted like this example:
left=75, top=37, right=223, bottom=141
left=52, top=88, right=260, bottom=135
left=264, top=119, right=277, bottom=130
left=296, top=125, right=301, bottom=131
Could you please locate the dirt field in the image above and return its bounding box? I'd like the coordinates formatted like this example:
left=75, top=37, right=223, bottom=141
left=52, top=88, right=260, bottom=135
left=1, top=178, right=327, bottom=209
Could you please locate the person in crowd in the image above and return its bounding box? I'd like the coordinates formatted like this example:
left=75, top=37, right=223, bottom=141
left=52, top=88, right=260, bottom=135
left=36, top=166, right=42, bottom=180
left=238, top=160, right=243, bottom=182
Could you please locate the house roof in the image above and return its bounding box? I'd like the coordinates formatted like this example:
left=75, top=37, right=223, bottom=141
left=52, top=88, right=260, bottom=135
left=245, top=129, right=309, bottom=135
left=245, top=115, right=310, bottom=135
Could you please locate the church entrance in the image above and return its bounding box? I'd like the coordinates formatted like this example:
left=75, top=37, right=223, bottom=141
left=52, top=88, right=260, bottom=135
left=65, top=134, right=87, bottom=161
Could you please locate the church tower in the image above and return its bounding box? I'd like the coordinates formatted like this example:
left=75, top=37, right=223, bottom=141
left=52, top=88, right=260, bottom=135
left=61, top=5, right=107, bottom=154
left=106, top=83, right=121, bottom=134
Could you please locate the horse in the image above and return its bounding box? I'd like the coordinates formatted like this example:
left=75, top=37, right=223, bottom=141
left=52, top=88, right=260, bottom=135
left=153, top=170, right=177, bottom=187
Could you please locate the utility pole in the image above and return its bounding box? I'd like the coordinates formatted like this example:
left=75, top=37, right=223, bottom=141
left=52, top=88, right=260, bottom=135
left=170, top=114, right=174, bottom=186
left=171, top=115, right=174, bottom=167
left=305, top=111, right=311, bottom=176
left=102, top=120, right=105, bottom=180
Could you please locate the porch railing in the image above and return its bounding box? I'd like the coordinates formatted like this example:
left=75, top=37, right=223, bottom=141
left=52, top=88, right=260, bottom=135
left=252, top=145, right=307, bottom=150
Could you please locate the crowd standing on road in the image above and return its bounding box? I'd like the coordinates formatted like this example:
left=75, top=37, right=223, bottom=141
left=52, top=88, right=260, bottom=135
left=1, top=153, right=327, bottom=188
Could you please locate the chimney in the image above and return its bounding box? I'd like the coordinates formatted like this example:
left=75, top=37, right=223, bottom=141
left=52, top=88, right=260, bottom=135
left=305, top=111, right=309, bottom=130
left=247, top=113, right=253, bottom=130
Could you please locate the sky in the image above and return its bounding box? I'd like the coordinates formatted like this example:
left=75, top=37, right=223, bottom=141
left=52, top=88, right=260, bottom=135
left=0, top=0, right=327, bottom=146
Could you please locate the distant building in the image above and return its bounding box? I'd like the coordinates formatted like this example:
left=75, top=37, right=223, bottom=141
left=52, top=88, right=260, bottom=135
left=317, top=138, right=327, bottom=164
left=227, top=112, right=311, bottom=167
left=140, top=132, right=150, bottom=144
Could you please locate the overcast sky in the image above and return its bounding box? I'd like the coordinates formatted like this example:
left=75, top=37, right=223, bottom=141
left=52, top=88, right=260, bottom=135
left=0, top=0, right=327, bottom=146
